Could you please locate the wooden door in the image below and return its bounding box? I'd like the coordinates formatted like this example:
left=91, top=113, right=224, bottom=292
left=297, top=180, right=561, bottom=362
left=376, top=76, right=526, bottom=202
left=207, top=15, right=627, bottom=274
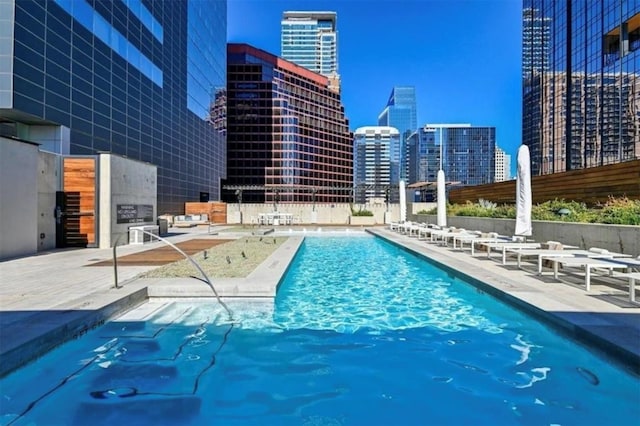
left=59, top=157, right=97, bottom=247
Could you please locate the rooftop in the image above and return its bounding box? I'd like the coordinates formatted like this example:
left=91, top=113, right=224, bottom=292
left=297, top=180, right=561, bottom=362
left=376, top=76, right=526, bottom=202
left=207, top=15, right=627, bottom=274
left=1, top=225, right=638, bottom=378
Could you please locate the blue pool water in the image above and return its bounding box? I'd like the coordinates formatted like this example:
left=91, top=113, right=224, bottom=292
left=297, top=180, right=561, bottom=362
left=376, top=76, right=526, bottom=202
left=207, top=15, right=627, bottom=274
left=1, top=235, right=639, bottom=425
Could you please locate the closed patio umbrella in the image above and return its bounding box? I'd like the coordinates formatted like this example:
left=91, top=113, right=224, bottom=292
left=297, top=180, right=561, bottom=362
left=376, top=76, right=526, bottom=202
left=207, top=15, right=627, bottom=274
left=515, top=144, right=532, bottom=237
left=399, top=180, right=407, bottom=223
left=437, top=169, right=447, bottom=227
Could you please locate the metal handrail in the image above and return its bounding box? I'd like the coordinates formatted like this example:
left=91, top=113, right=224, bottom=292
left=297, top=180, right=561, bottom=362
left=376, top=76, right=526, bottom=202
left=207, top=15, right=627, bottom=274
left=112, top=229, right=233, bottom=320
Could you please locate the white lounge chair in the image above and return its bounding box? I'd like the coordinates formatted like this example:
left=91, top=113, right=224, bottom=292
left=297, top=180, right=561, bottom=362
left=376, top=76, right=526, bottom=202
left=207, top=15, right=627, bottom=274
left=452, top=232, right=505, bottom=252
left=510, top=248, right=594, bottom=272
left=416, top=224, right=442, bottom=240
left=428, top=227, right=465, bottom=244
left=439, top=229, right=479, bottom=247
left=546, top=257, right=629, bottom=291
left=605, top=256, right=640, bottom=272
left=611, top=271, right=640, bottom=302
left=481, top=241, right=541, bottom=264
left=407, top=222, right=428, bottom=237
left=511, top=246, right=629, bottom=273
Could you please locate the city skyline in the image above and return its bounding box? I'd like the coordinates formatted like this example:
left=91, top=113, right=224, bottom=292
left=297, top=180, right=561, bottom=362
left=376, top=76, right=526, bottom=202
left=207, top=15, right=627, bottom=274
left=228, top=0, right=523, bottom=173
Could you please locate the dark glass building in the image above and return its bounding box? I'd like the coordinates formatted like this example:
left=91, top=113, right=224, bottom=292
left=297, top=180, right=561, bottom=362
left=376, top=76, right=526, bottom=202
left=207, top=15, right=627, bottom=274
left=0, top=0, right=227, bottom=214
left=523, top=0, right=640, bottom=175
left=405, top=126, right=440, bottom=185
left=432, top=124, right=496, bottom=186
left=224, top=43, right=353, bottom=204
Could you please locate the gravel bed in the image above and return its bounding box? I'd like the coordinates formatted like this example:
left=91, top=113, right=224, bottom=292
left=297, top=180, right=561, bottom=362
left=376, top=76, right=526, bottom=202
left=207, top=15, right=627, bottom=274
left=140, top=236, right=288, bottom=278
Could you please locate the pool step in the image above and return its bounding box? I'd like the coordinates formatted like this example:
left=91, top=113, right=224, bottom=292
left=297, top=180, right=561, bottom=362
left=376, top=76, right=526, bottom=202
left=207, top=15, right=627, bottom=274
left=73, top=395, right=201, bottom=425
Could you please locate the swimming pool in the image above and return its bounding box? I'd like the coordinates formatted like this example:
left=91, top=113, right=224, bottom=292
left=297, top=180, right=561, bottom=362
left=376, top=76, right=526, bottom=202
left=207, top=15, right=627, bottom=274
left=1, top=235, right=638, bottom=425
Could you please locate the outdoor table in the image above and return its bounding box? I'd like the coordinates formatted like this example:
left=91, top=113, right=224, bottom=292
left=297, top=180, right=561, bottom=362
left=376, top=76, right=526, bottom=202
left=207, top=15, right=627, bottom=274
left=258, top=212, right=293, bottom=226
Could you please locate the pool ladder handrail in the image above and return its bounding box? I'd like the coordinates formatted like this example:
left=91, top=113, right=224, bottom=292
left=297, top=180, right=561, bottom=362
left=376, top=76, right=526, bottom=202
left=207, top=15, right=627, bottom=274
left=112, top=229, right=233, bottom=320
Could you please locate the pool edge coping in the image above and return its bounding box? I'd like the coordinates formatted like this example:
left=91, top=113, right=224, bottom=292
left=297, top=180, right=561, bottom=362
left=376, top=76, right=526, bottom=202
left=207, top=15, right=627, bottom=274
left=368, top=228, right=640, bottom=374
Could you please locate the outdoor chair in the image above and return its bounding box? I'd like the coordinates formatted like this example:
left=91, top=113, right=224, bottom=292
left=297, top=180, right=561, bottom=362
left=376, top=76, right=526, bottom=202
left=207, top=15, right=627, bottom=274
left=544, top=257, right=629, bottom=292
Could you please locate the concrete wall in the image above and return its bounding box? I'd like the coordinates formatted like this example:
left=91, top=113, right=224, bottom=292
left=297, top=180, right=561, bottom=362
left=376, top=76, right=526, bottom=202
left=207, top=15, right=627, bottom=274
left=0, top=137, right=39, bottom=259
left=225, top=203, right=396, bottom=225
left=224, top=202, right=434, bottom=225
left=99, top=154, right=157, bottom=248
left=410, top=214, right=640, bottom=257
left=37, top=151, right=61, bottom=252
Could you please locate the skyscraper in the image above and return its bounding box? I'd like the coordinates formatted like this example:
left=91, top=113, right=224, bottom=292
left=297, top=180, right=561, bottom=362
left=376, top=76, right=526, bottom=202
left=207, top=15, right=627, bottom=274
left=224, top=43, right=352, bottom=204
left=523, top=1, right=640, bottom=175
left=522, top=7, right=551, bottom=78
left=0, top=0, right=227, bottom=214
left=427, top=124, right=496, bottom=186
left=494, top=147, right=511, bottom=182
left=281, top=11, right=340, bottom=92
left=405, top=127, right=440, bottom=185
left=353, top=126, right=399, bottom=204
left=377, top=86, right=417, bottom=182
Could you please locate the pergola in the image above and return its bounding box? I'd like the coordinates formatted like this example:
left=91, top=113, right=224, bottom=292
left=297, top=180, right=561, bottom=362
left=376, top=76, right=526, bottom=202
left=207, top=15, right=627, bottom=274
left=407, top=181, right=462, bottom=202
left=222, top=184, right=402, bottom=204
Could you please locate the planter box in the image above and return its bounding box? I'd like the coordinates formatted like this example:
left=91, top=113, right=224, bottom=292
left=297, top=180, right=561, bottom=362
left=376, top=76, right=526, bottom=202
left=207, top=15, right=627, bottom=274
left=349, top=216, right=375, bottom=226
left=411, top=214, right=640, bottom=256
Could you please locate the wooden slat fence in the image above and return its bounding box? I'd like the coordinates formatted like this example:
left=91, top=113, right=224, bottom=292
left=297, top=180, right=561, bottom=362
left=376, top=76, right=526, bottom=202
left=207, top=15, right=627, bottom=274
left=62, top=157, right=97, bottom=246
left=449, top=159, right=640, bottom=206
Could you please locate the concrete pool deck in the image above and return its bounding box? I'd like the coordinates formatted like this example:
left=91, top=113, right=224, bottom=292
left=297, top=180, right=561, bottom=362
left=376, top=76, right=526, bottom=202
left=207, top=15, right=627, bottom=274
left=1, top=225, right=639, bottom=377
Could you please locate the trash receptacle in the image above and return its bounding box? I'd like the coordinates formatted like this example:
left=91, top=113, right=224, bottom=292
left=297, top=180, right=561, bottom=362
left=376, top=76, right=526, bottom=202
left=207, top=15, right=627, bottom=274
left=157, top=218, right=168, bottom=236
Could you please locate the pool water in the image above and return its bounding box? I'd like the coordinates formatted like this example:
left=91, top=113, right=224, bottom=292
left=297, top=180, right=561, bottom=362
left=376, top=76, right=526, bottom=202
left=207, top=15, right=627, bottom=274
left=1, top=236, right=639, bottom=425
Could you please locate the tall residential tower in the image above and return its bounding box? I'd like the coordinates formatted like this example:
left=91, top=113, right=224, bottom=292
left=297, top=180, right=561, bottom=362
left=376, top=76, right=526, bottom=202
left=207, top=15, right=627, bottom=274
left=353, top=126, right=399, bottom=204
left=281, top=11, right=340, bottom=92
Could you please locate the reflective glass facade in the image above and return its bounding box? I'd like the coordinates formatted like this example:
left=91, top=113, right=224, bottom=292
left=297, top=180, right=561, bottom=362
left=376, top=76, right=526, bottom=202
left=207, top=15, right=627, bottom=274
left=523, top=7, right=551, bottom=78
left=405, top=127, right=440, bottom=185
left=377, top=86, right=418, bottom=183
left=224, top=43, right=352, bottom=204
left=0, top=0, right=227, bottom=214
left=523, top=0, right=640, bottom=175
left=429, top=124, right=496, bottom=186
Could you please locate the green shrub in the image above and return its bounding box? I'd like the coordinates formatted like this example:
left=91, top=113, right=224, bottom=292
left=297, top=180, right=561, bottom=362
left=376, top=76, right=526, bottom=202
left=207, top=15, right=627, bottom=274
left=454, top=202, right=492, bottom=217
left=532, top=199, right=597, bottom=222
left=438, top=197, right=638, bottom=225
left=352, top=209, right=374, bottom=216
left=350, top=205, right=374, bottom=216
left=491, top=204, right=516, bottom=218
left=595, top=197, right=640, bottom=225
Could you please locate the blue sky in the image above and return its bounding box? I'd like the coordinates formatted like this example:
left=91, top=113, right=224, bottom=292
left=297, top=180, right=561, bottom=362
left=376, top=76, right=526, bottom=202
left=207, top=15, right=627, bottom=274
left=228, top=0, right=523, bottom=168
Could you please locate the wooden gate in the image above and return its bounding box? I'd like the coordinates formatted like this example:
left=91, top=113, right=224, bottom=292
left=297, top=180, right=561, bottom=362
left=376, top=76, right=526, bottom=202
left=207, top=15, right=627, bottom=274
left=56, top=157, right=97, bottom=247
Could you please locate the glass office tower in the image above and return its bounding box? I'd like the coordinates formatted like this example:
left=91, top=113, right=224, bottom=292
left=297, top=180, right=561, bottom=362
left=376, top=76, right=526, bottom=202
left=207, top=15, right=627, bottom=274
left=281, top=11, right=340, bottom=92
left=353, top=126, right=399, bottom=204
left=427, top=124, right=496, bottom=186
left=523, top=0, right=640, bottom=175
left=377, top=86, right=417, bottom=183
left=225, top=43, right=352, bottom=204
left=0, top=0, right=227, bottom=214
left=405, top=126, right=440, bottom=185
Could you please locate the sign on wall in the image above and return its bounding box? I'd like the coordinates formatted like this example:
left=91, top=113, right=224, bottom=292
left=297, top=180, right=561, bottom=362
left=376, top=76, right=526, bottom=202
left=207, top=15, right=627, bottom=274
left=116, top=204, right=154, bottom=224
